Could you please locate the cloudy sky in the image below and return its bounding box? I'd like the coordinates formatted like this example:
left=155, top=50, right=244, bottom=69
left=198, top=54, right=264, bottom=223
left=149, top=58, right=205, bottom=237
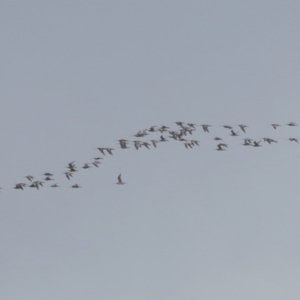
left=1, top=1, right=300, bottom=299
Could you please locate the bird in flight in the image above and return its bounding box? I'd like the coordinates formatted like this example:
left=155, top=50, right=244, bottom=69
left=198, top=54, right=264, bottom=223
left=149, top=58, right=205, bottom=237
left=116, top=174, right=125, bottom=185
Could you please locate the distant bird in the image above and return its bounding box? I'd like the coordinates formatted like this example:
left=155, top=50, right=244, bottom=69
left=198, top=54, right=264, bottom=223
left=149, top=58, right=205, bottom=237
left=287, top=122, right=298, bottom=126
left=92, top=161, right=101, bottom=167
left=175, top=121, right=184, bottom=127
left=215, top=144, right=226, bottom=151
left=219, top=143, right=228, bottom=148
left=158, top=125, right=169, bottom=133
left=201, top=124, right=211, bottom=133
left=160, top=135, right=168, bottom=142
left=133, top=140, right=142, bottom=150
left=29, top=181, right=43, bottom=190
left=288, top=138, right=299, bottom=143
left=184, top=142, right=193, bottom=149
left=148, top=126, right=157, bottom=132
left=116, top=174, right=125, bottom=185
left=180, top=127, right=194, bottom=136
left=253, top=141, right=262, bottom=147
left=14, top=183, right=27, bottom=190
left=96, top=148, right=106, bottom=155
left=238, top=124, right=248, bottom=133
left=67, top=161, right=75, bottom=168
left=150, top=140, right=159, bottom=148
left=221, top=125, right=232, bottom=129
left=242, top=139, right=252, bottom=146
left=118, top=139, right=130, bottom=149
left=71, top=184, right=81, bottom=188
left=230, top=130, right=239, bottom=136
left=262, top=138, right=277, bottom=144
left=43, top=172, right=53, bottom=177
left=213, top=137, right=222, bottom=141
left=271, top=124, right=280, bottom=129
left=82, top=163, right=91, bottom=169
left=187, top=123, right=197, bottom=129
left=190, top=140, right=199, bottom=146
left=66, top=161, right=77, bottom=172
left=25, top=175, right=34, bottom=181
left=105, top=148, right=114, bottom=155
left=64, top=172, right=73, bottom=180
left=134, top=130, right=148, bottom=137
left=50, top=183, right=59, bottom=188
left=141, top=142, right=151, bottom=149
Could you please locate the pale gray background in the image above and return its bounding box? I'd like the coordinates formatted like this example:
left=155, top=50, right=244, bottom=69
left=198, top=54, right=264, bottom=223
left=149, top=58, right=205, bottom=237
left=1, top=1, right=300, bottom=299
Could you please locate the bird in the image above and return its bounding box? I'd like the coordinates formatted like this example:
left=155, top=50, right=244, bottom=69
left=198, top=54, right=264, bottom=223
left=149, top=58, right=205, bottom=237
left=242, top=139, right=252, bottom=146
left=29, top=181, right=43, bottom=190
left=184, top=142, right=193, bottom=149
left=71, top=184, right=81, bottom=188
left=134, top=130, right=148, bottom=137
left=190, top=140, right=199, bottom=146
left=219, top=143, right=228, bottom=148
left=175, top=121, right=184, bottom=127
left=201, top=124, right=211, bottom=133
left=150, top=140, right=159, bottom=148
left=25, top=175, right=34, bottom=181
left=288, top=138, right=299, bottom=143
left=105, top=148, right=114, bottom=155
left=148, top=126, right=157, bottom=132
left=230, top=130, right=239, bottom=136
left=238, top=124, right=248, bottom=133
left=14, top=183, right=27, bottom=190
left=117, top=139, right=130, bottom=149
left=66, top=161, right=77, bottom=172
left=50, top=183, right=59, bottom=188
left=141, top=142, right=151, bottom=149
left=133, top=140, right=142, bottom=150
left=157, top=125, right=169, bottom=133
left=96, top=148, right=106, bottom=155
left=221, top=125, right=232, bottom=129
left=253, top=141, right=262, bottom=147
left=187, top=123, right=197, bottom=129
left=43, top=172, right=53, bottom=177
left=287, top=122, right=298, bottom=126
left=92, top=161, right=101, bottom=167
left=116, top=174, right=125, bottom=185
left=160, top=135, right=168, bottom=142
left=215, top=144, right=226, bottom=151
left=82, top=163, right=91, bottom=169
left=64, top=172, right=73, bottom=180
left=271, top=124, right=280, bottom=129
left=262, top=138, right=277, bottom=144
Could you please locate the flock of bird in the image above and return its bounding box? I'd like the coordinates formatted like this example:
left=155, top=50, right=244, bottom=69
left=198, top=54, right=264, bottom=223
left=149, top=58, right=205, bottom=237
left=3, top=121, right=300, bottom=192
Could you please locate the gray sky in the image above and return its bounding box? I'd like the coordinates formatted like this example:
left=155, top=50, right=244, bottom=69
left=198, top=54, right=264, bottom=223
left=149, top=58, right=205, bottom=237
left=1, top=1, right=300, bottom=299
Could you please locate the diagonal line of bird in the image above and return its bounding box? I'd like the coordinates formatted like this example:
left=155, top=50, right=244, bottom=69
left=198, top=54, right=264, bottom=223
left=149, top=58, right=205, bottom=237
left=5, top=121, right=300, bottom=191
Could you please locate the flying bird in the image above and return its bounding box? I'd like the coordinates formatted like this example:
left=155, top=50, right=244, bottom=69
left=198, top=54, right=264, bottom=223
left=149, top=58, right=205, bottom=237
left=271, top=124, right=280, bottom=129
left=71, top=184, right=81, bottom=188
left=116, top=174, right=125, bottom=185
left=238, top=124, right=248, bottom=133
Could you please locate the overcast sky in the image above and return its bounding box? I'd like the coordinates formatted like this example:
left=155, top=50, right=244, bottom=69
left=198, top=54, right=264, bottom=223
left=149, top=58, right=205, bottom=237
left=1, top=1, right=300, bottom=299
